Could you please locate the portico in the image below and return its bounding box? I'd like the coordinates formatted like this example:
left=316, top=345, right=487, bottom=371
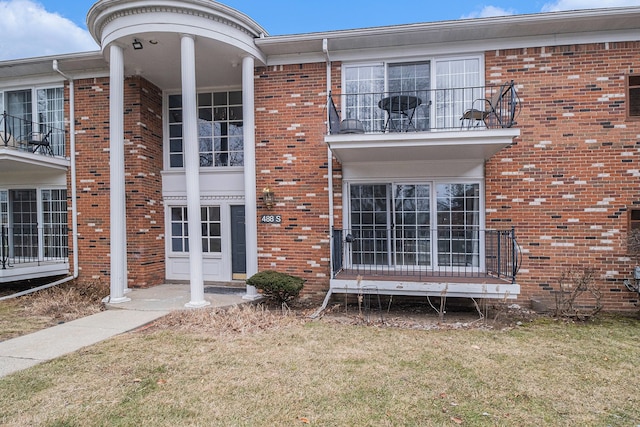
left=87, top=0, right=267, bottom=305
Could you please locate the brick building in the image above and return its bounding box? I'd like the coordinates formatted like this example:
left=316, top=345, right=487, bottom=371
left=0, top=1, right=639, bottom=311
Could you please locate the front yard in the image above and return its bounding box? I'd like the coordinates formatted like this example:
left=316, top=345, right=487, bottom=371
left=0, top=302, right=639, bottom=426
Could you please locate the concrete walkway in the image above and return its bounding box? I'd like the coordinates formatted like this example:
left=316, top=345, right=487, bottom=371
left=0, top=284, right=248, bottom=378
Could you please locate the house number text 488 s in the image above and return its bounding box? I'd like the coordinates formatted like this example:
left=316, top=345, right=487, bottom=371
left=261, top=215, right=282, bottom=224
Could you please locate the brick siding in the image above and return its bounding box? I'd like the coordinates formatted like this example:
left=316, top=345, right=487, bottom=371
left=485, top=42, right=640, bottom=310
left=254, top=63, right=333, bottom=299
left=71, top=76, right=165, bottom=287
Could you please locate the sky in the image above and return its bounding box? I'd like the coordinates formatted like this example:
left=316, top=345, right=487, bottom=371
left=1, top=0, right=640, bottom=61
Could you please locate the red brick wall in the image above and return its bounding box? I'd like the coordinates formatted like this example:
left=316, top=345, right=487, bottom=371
left=254, top=63, right=332, bottom=299
left=73, top=77, right=111, bottom=282
left=123, top=77, right=165, bottom=287
left=71, top=76, right=165, bottom=287
left=485, top=42, right=640, bottom=310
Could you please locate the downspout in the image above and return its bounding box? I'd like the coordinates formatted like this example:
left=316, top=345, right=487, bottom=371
left=0, top=60, right=79, bottom=302
left=312, top=39, right=334, bottom=317
left=53, top=60, right=79, bottom=282
left=324, top=39, right=334, bottom=253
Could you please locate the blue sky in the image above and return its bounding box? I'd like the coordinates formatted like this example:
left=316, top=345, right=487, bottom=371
left=1, top=0, right=640, bottom=60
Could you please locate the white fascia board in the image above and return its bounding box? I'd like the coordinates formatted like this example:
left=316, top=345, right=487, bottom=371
left=265, top=28, right=640, bottom=66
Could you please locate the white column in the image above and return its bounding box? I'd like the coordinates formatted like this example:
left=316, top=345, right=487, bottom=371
left=108, top=44, right=130, bottom=303
left=242, top=56, right=260, bottom=300
left=181, top=34, right=209, bottom=308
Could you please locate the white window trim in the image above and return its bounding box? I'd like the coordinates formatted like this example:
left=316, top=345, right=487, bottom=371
left=162, top=86, right=244, bottom=171
left=163, top=201, right=225, bottom=260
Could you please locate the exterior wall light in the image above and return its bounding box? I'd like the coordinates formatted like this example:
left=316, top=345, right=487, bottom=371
left=262, top=187, right=275, bottom=209
left=132, top=39, right=143, bottom=50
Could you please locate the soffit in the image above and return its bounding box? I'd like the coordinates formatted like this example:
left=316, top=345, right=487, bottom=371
left=0, top=52, right=107, bottom=82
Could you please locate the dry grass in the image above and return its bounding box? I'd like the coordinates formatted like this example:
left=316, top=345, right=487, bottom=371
left=151, top=304, right=305, bottom=336
left=0, top=280, right=108, bottom=341
left=0, top=304, right=639, bottom=426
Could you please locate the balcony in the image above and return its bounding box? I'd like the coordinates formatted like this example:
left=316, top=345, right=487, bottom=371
left=0, top=111, right=69, bottom=173
left=325, top=82, right=521, bottom=163
left=0, top=224, right=69, bottom=283
left=330, top=227, right=521, bottom=299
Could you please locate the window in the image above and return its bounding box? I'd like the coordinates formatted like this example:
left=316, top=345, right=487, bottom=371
left=1, top=87, right=65, bottom=155
left=168, top=91, right=243, bottom=168
left=170, top=207, right=189, bottom=251
left=201, top=206, right=222, bottom=253
left=342, top=57, right=481, bottom=132
left=389, top=62, right=431, bottom=131
left=0, top=191, right=7, bottom=227
left=344, top=65, right=385, bottom=132
left=348, top=182, right=480, bottom=269
left=10, top=189, right=38, bottom=259
left=0, top=191, right=7, bottom=263
left=0, top=188, right=68, bottom=262
left=435, top=183, right=480, bottom=267
left=435, top=58, right=482, bottom=129
left=6, top=90, right=32, bottom=139
left=36, top=88, right=65, bottom=155
left=42, top=189, right=68, bottom=259
left=629, top=209, right=640, bottom=230
left=344, top=63, right=431, bottom=132
left=628, top=74, right=640, bottom=118
left=170, top=206, right=222, bottom=253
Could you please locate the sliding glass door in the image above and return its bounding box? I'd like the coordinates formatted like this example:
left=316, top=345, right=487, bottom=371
left=10, top=190, right=38, bottom=260
left=348, top=182, right=481, bottom=270
left=0, top=189, right=68, bottom=263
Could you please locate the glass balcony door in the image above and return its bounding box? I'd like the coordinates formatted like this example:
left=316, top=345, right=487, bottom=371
left=10, top=189, right=38, bottom=260
left=348, top=182, right=481, bottom=271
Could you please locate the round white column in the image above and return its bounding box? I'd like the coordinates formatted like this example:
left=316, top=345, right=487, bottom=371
left=181, top=34, right=209, bottom=308
left=242, top=56, right=260, bottom=300
left=108, top=44, right=130, bottom=303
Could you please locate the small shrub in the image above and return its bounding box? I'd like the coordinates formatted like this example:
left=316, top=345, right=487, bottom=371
left=246, top=270, right=305, bottom=305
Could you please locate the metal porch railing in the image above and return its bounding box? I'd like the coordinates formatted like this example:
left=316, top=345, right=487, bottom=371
left=1, top=224, right=69, bottom=269
left=332, top=227, right=520, bottom=283
left=0, top=111, right=65, bottom=156
left=328, top=81, right=520, bottom=134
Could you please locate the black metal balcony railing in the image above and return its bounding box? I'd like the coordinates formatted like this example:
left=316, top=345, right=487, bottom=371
left=328, top=82, right=520, bottom=134
left=332, top=227, right=520, bottom=283
left=0, top=111, right=65, bottom=156
left=1, top=224, right=69, bottom=269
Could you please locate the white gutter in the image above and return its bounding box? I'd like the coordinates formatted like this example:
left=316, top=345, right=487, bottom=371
left=0, top=61, right=80, bottom=301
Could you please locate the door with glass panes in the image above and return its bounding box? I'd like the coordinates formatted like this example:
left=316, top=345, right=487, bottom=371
left=348, top=183, right=481, bottom=270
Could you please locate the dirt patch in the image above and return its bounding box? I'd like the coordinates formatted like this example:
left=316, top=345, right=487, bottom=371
left=146, top=298, right=541, bottom=336
left=312, top=299, right=540, bottom=330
